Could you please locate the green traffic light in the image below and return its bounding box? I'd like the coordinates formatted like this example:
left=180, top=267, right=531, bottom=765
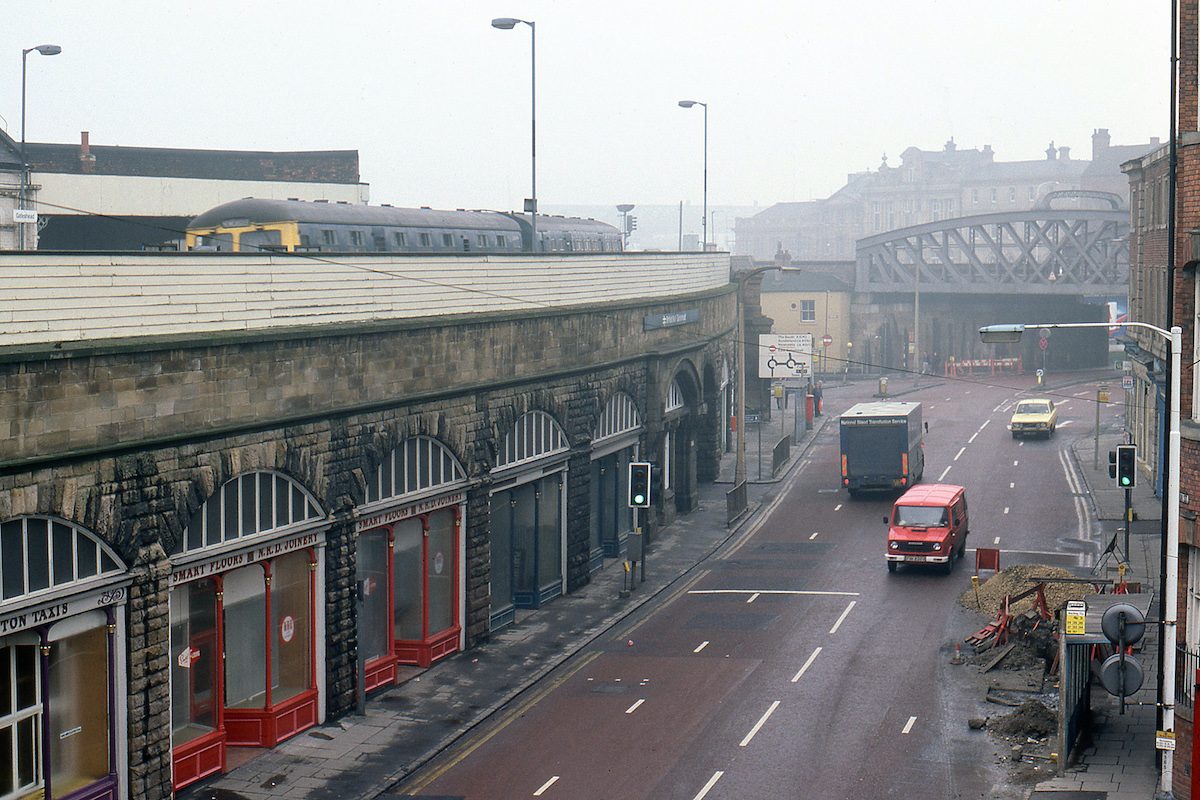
left=633, top=493, right=645, bottom=504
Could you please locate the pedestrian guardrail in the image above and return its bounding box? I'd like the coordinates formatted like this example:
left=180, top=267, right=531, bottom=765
left=726, top=481, right=747, bottom=526
left=771, top=436, right=790, bottom=476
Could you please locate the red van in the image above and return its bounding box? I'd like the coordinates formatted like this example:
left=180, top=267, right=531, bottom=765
left=885, top=484, right=969, bottom=574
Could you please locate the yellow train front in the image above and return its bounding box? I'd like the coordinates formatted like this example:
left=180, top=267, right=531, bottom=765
left=185, top=198, right=623, bottom=254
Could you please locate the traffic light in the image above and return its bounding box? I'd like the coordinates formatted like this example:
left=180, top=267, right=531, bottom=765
left=628, top=215, right=638, bottom=232
left=628, top=462, right=651, bottom=508
left=1116, top=444, right=1137, bottom=488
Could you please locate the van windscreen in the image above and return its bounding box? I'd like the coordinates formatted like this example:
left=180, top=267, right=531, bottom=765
left=894, top=505, right=948, bottom=527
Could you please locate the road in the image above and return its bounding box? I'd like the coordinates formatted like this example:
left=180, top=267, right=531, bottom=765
left=394, top=371, right=1120, bottom=800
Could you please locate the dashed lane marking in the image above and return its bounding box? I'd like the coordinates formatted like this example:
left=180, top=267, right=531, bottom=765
left=938, top=465, right=952, bottom=481
left=694, top=772, right=724, bottom=800
left=994, top=536, right=1001, bottom=545
left=902, top=716, right=917, bottom=734
left=625, top=699, right=645, bottom=715
left=694, top=641, right=709, bottom=653
left=809, top=532, right=820, bottom=540
left=747, top=593, right=760, bottom=604
left=1013, top=460, right=1019, bottom=466
left=534, top=776, right=559, bottom=796
left=791, top=647, right=822, bottom=683
left=834, top=504, right=843, bottom=511
left=829, top=600, right=856, bottom=634
left=1009, top=482, right=1015, bottom=489
left=968, top=431, right=979, bottom=444
left=1003, top=507, right=1009, bottom=514
left=740, top=701, right=781, bottom=747
left=954, top=447, right=965, bottom=461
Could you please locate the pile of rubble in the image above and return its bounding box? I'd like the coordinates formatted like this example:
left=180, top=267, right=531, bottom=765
left=958, top=564, right=1090, bottom=616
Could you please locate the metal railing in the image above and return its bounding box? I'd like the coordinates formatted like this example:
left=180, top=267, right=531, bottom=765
left=1176, top=644, right=1200, bottom=710
left=726, top=481, right=747, bottom=526
left=771, top=436, right=790, bottom=477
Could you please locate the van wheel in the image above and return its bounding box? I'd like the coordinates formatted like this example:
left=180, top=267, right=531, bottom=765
left=887, top=561, right=897, bottom=573
left=943, top=553, right=955, bottom=575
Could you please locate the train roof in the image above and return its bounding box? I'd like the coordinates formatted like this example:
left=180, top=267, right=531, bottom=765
left=503, top=212, right=620, bottom=234
left=188, top=198, right=519, bottom=231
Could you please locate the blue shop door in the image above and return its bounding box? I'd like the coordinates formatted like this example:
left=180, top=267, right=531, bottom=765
left=512, top=482, right=539, bottom=608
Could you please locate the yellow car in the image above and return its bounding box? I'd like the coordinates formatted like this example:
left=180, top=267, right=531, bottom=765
left=1010, top=398, right=1058, bottom=439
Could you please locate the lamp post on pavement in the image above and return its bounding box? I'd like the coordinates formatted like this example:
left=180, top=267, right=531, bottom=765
left=491, top=17, right=537, bottom=252
left=982, top=321, right=1182, bottom=797
left=678, top=100, right=707, bottom=250
left=19, top=43, right=61, bottom=249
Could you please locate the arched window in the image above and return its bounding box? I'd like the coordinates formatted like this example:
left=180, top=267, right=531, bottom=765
left=666, top=379, right=685, bottom=412
left=495, top=411, right=568, bottom=471
left=593, top=393, right=641, bottom=444
left=0, top=516, right=125, bottom=605
left=367, top=436, right=467, bottom=503
left=172, top=471, right=325, bottom=556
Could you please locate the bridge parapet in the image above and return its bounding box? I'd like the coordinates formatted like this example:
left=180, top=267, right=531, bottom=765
left=855, top=209, right=1128, bottom=296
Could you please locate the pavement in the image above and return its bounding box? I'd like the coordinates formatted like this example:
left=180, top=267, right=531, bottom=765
left=180, top=375, right=1174, bottom=800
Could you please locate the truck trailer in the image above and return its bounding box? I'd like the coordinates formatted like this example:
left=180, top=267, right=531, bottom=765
left=839, top=401, right=924, bottom=496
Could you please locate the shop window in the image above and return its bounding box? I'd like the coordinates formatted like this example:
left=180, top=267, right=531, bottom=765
left=0, top=643, right=39, bottom=798
left=48, top=623, right=109, bottom=796
left=170, top=579, right=219, bottom=747
left=489, top=496, right=514, bottom=626
left=270, top=551, right=312, bottom=705
left=393, top=519, right=423, bottom=641
left=358, top=531, right=390, bottom=664
left=223, top=566, right=267, bottom=709
left=426, top=509, right=455, bottom=633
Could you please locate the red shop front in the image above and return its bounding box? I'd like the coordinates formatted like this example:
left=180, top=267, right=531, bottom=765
left=356, top=491, right=464, bottom=690
left=169, top=471, right=328, bottom=791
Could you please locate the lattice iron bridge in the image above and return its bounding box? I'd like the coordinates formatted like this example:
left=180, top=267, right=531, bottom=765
left=855, top=199, right=1128, bottom=296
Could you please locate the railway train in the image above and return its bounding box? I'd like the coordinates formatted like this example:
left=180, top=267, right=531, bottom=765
left=184, top=198, right=624, bottom=254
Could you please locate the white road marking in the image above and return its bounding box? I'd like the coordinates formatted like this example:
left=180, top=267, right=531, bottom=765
left=534, top=776, right=559, bottom=796
left=954, top=447, right=965, bottom=461
left=740, top=701, right=781, bottom=747
left=1074, top=391, right=1089, bottom=397
left=1018, top=441, right=1024, bottom=447
left=1059, top=420, right=1074, bottom=427
left=938, top=465, right=952, bottom=481
left=980, top=419, right=991, bottom=430
left=690, top=589, right=860, bottom=597
left=902, top=716, right=917, bottom=734
left=791, top=647, right=822, bottom=683
left=993, top=536, right=1001, bottom=545
left=992, top=403, right=1004, bottom=413
left=694, top=772, right=724, bottom=800
left=829, top=600, right=856, bottom=634
left=968, top=431, right=979, bottom=444
left=1003, top=507, right=1009, bottom=515
left=694, top=641, right=709, bottom=653
left=809, top=532, right=820, bottom=540
left=747, top=592, right=760, bottom=604
left=834, top=504, right=843, bottom=511
left=1013, top=460, right=1019, bottom=466
left=1057, top=448, right=1091, bottom=557
left=625, top=699, right=645, bottom=714
left=1009, top=482, right=1015, bottom=489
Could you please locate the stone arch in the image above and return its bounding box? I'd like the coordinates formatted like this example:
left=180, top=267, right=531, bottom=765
left=494, top=410, right=569, bottom=472
left=365, top=435, right=467, bottom=504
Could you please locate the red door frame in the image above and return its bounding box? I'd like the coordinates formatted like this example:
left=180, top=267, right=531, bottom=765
left=363, top=527, right=399, bottom=692
left=172, top=575, right=227, bottom=791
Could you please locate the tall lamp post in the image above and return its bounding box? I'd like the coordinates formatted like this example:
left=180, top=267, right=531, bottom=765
left=982, top=321, right=1182, bottom=797
left=678, top=100, right=707, bottom=251
left=19, top=43, right=61, bottom=248
left=491, top=17, right=537, bottom=252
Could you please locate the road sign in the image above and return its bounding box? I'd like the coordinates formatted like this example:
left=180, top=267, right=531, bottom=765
left=758, top=334, right=813, bottom=378
left=1039, top=337, right=1048, bottom=351
left=1065, top=601, right=1087, bottom=635
left=1038, top=328, right=1051, bottom=339
left=12, top=209, right=36, bottom=224
left=1121, top=375, right=1134, bottom=390
left=822, top=334, right=833, bottom=348
left=1036, top=368, right=1044, bottom=378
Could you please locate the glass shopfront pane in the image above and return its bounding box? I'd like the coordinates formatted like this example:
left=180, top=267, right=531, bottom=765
left=488, top=494, right=513, bottom=620
left=171, top=579, right=218, bottom=745
left=223, top=566, right=266, bottom=709
left=513, top=484, right=537, bottom=597
left=393, top=519, right=423, bottom=641
left=49, top=624, right=108, bottom=798
left=357, top=530, right=390, bottom=662
left=0, top=643, right=39, bottom=798
left=426, top=509, right=455, bottom=635
left=600, top=455, right=618, bottom=545
left=536, top=475, right=561, bottom=589
left=270, top=551, right=312, bottom=705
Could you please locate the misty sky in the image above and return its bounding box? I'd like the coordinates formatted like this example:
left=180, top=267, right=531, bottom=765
left=2, top=1, right=1172, bottom=213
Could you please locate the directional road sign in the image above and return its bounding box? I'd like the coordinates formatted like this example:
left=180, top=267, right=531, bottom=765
left=759, top=334, right=813, bottom=378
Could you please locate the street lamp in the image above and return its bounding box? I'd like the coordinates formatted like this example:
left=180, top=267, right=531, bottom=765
left=981, top=320, right=1182, bottom=795
left=678, top=100, right=707, bottom=251
left=19, top=43, right=61, bottom=248
left=491, top=17, right=537, bottom=253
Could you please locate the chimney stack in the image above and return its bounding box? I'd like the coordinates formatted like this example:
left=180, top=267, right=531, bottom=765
left=1091, top=128, right=1111, bottom=159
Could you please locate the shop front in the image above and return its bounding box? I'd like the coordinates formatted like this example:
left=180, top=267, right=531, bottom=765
left=0, top=515, right=129, bottom=800
left=169, top=471, right=328, bottom=792
left=355, top=435, right=467, bottom=689
left=488, top=411, right=569, bottom=630
left=589, top=392, right=642, bottom=566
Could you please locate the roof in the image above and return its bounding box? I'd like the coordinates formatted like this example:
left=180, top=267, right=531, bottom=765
left=19, top=138, right=360, bottom=183
left=841, top=401, right=920, bottom=418
left=761, top=271, right=852, bottom=293
left=189, top=198, right=520, bottom=231
left=895, top=483, right=965, bottom=506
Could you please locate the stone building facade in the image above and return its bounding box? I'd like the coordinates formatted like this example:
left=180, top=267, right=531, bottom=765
left=0, top=251, right=734, bottom=799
